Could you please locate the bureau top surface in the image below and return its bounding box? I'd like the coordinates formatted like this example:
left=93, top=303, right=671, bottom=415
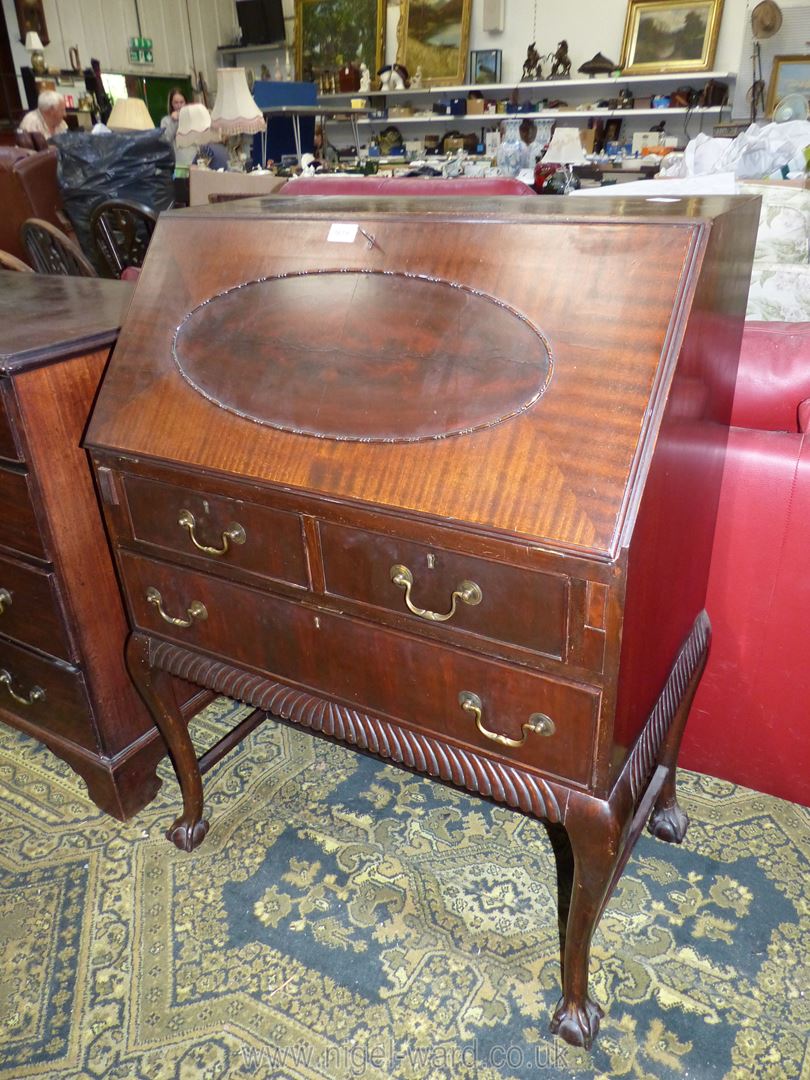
left=87, top=196, right=756, bottom=559
left=0, top=273, right=134, bottom=374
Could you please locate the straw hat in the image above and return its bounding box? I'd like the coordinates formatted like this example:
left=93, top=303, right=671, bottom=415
left=751, top=1, right=782, bottom=38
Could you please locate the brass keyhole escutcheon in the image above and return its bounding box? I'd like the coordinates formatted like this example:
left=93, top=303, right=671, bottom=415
left=178, top=508, right=246, bottom=557
left=390, top=563, right=482, bottom=623
left=0, top=588, right=11, bottom=614
left=458, top=691, right=555, bottom=747
left=146, top=586, right=208, bottom=628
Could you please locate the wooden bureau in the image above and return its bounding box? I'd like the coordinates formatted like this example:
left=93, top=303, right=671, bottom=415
left=0, top=272, right=205, bottom=819
left=84, top=194, right=759, bottom=1047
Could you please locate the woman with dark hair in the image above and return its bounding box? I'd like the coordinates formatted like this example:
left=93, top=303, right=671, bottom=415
left=159, top=86, right=187, bottom=149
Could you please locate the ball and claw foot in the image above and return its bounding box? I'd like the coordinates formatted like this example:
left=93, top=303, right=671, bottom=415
left=648, top=800, right=689, bottom=844
left=550, top=996, right=604, bottom=1049
left=166, top=817, right=210, bottom=852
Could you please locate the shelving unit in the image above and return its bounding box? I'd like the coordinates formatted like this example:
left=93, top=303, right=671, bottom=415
left=317, top=71, right=736, bottom=145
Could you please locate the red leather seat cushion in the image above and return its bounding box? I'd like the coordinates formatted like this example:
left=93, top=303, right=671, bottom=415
left=282, top=175, right=536, bottom=197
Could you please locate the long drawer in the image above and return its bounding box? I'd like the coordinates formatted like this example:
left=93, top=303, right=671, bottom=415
left=319, top=521, right=569, bottom=660
left=0, top=637, right=96, bottom=750
left=0, top=552, right=73, bottom=661
left=122, top=474, right=309, bottom=587
left=120, top=552, right=600, bottom=785
left=0, top=467, right=47, bottom=561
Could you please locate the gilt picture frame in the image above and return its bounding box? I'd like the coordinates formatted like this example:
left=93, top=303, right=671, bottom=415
left=295, top=0, right=385, bottom=84
left=397, top=0, right=473, bottom=87
left=619, top=0, right=724, bottom=75
left=765, top=55, right=810, bottom=117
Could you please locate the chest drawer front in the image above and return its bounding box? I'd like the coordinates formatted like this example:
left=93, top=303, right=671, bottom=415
left=320, top=522, right=569, bottom=661
left=0, top=554, right=73, bottom=661
left=122, top=475, right=308, bottom=586
left=0, top=386, right=22, bottom=463
left=0, top=638, right=95, bottom=750
left=0, top=468, right=47, bottom=560
left=122, top=553, right=598, bottom=785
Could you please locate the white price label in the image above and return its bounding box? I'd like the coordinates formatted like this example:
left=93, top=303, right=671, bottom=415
left=327, top=222, right=359, bottom=243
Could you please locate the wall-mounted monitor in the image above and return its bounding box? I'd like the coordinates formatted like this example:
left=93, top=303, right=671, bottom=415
left=235, top=0, right=285, bottom=46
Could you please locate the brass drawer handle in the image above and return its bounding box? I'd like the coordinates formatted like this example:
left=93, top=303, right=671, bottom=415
left=178, top=509, right=246, bottom=557
left=390, top=563, right=482, bottom=623
left=0, top=669, right=45, bottom=707
left=0, top=588, right=11, bottom=614
left=458, top=690, right=555, bottom=747
left=146, top=586, right=208, bottom=628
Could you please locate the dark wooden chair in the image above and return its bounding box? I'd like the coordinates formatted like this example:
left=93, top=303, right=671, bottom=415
left=0, top=249, right=34, bottom=272
left=90, top=199, right=157, bottom=278
left=20, top=218, right=98, bottom=277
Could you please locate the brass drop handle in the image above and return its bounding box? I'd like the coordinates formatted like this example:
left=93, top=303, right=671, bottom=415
left=458, top=691, right=555, bottom=747
left=146, top=586, right=208, bottom=628
left=0, top=588, right=11, bottom=614
left=178, top=508, right=246, bottom=557
left=390, top=563, right=482, bottom=623
left=0, top=669, right=45, bottom=707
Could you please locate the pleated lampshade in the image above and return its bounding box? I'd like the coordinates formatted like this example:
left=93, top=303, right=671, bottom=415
left=176, top=103, right=219, bottom=147
left=211, top=68, right=266, bottom=136
left=108, top=97, right=155, bottom=131
left=24, top=31, right=44, bottom=51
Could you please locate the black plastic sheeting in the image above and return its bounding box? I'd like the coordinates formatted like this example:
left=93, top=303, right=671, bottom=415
left=53, top=130, right=174, bottom=273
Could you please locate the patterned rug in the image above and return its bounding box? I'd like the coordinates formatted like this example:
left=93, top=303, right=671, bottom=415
left=0, top=697, right=808, bottom=1080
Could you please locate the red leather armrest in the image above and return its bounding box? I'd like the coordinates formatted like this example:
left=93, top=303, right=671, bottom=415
left=732, top=321, right=810, bottom=432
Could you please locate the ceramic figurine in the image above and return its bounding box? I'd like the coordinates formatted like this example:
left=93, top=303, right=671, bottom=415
left=359, top=62, right=371, bottom=92
left=411, top=66, right=423, bottom=89
left=378, top=64, right=408, bottom=91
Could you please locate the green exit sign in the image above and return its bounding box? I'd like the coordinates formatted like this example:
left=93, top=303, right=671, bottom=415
left=128, top=36, right=153, bottom=64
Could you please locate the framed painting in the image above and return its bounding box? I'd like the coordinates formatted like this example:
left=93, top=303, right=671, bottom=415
left=470, top=49, right=501, bottom=85
left=765, top=55, right=810, bottom=117
left=397, top=0, right=473, bottom=86
left=14, top=0, right=49, bottom=45
left=295, top=0, right=385, bottom=84
left=619, top=0, right=724, bottom=75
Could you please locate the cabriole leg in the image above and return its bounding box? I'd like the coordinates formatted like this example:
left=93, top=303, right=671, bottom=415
left=125, top=633, right=209, bottom=851
left=549, top=801, right=623, bottom=1049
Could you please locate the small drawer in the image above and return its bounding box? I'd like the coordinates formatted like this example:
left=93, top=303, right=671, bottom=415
left=0, top=467, right=47, bottom=560
left=0, top=385, right=22, bottom=463
left=0, top=553, right=73, bottom=661
left=0, top=638, right=95, bottom=751
left=121, top=553, right=598, bottom=785
left=320, top=522, right=569, bottom=660
left=122, top=475, right=308, bottom=587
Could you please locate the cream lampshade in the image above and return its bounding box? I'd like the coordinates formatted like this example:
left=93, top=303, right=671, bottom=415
left=211, top=68, right=265, bottom=136
left=543, top=127, right=588, bottom=165
left=176, top=103, right=219, bottom=147
left=107, top=97, right=155, bottom=131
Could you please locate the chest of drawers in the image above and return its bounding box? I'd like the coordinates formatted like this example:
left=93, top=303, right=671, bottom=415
left=0, top=272, right=206, bottom=819
left=85, top=194, right=759, bottom=1047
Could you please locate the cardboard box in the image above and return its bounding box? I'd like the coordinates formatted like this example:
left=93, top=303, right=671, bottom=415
left=467, top=98, right=486, bottom=115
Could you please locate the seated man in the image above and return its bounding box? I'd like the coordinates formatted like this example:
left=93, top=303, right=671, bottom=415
left=18, top=90, right=67, bottom=140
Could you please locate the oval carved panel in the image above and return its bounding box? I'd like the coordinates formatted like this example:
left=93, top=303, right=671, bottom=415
left=173, top=271, right=552, bottom=442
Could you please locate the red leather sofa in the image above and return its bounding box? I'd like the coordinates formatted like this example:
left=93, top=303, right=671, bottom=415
left=682, top=320, right=810, bottom=806
left=281, top=175, right=536, bottom=197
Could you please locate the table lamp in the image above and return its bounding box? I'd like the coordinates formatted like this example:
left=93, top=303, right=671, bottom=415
left=211, top=67, right=265, bottom=169
left=25, top=31, right=46, bottom=76
left=176, top=103, right=218, bottom=147
left=107, top=97, right=155, bottom=131
left=543, top=127, right=588, bottom=165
